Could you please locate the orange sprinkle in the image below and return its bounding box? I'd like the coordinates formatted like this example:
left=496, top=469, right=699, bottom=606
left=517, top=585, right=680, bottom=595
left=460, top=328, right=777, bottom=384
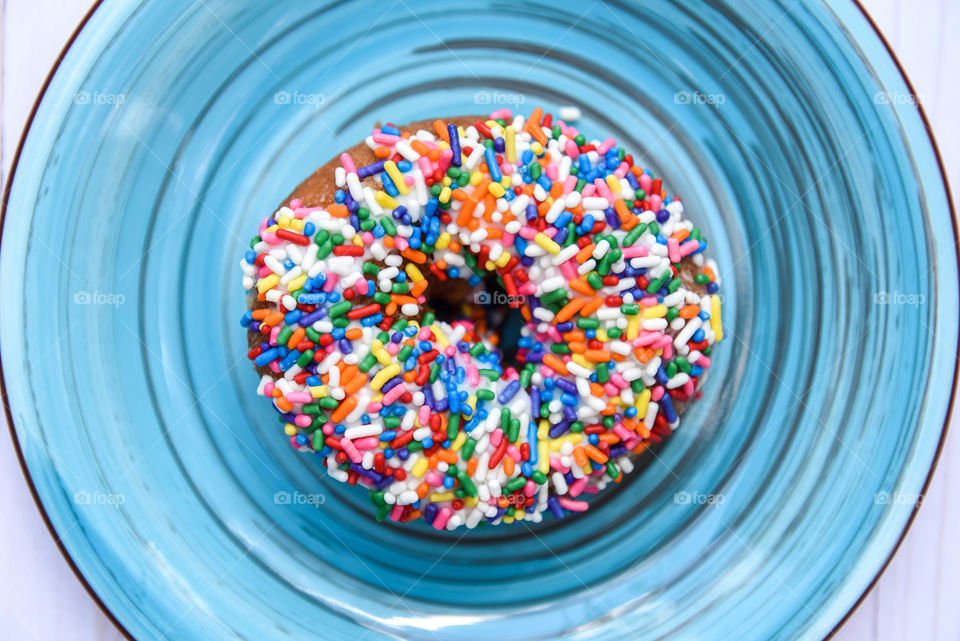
left=251, top=309, right=270, bottom=320
left=343, top=373, right=368, bottom=395
left=275, top=397, right=292, bottom=413
left=345, top=328, right=363, bottom=340
left=433, top=119, right=449, bottom=143
left=503, top=456, right=515, bottom=477
left=427, top=148, right=442, bottom=162
left=576, top=244, right=596, bottom=263
left=438, top=449, right=458, bottom=465
left=671, top=228, right=690, bottom=243
left=585, top=349, right=611, bottom=362
left=401, top=248, right=427, bottom=264
left=466, top=457, right=478, bottom=477
left=568, top=341, right=587, bottom=354
left=390, top=294, right=418, bottom=306
left=562, top=330, right=586, bottom=342
left=263, top=311, right=284, bottom=326
left=287, top=327, right=305, bottom=349
left=417, top=482, right=430, bottom=499
left=573, top=446, right=589, bottom=468
left=374, top=146, right=390, bottom=159
left=330, top=396, right=357, bottom=423
left=542, top=353, right=569, bottom=375
left=580, top=296, right=604, bottom=316
left=327, top=204, right=349, bottom=218
left=410, top=139, right=429, bottom=155
left=385, top=302, right=397, bottom=316
left=679, top=305, right=700, bottom=319
left=339, top=363, right=358, bottom=384
left=383, top=235, right=395, bottom=249
left=410, top=280, right=428, bottom=297
left=589, top=382, right=606, bottom=397
left=702, top=265, right=717, bottom=282
left=569, top=278, right=594, bottom=296
left=554, top=297, right=586, bottom=323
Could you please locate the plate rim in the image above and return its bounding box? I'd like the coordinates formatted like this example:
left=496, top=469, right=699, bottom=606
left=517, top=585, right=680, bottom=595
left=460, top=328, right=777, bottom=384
left=0, top=1, right=955, bottom=640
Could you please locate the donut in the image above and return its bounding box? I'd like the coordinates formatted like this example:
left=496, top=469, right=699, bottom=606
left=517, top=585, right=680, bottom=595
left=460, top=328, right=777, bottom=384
left=240, top=108, right=724, bottom=529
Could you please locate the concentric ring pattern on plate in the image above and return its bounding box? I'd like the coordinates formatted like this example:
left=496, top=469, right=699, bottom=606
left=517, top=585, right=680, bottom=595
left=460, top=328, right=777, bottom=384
left=1, top=1, right=955, bottom=639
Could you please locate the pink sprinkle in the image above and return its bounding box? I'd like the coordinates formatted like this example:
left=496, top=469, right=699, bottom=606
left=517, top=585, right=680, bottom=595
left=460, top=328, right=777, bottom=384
left=269, top=325, right=282, bottom=344
left=639, top=173, right=652, bottom=192
left=340, top=153, right=357, bottom=174
left=356, top=279, right=369, bottom=296
left=289, top=435, right=300, bottom=449
left=382, top=384, right=406, bottom=405
left=432, top=506, right=452, bottom=530
left=417, top=156, right=433, bottom=176
left=467, top=364, right=479, bottom=386
left=418, top=327, right=433, bottom=340
left=263, top=382, right=275, bottom=397
left=597, top=137, right=616, bottom=154
left=523, top=480, right=537, bottom=496
left=545, top=163, right=559, bottom=181
left=621, top=246, right=649, bottom=259
left=602, top=382, right=619, bottom=397
left=322, top=422, right=335, bottom=436
left=489, top=108, right=512, bottom=120
left=614, top=424, right=632, bottom=441
left=564, top=138, right=579, bottom=159
left=650, top=194, right=662, bottom=210
left=418, top=405, right=430, bottom=425
left=425, top=470, right=444, bottom=487
left=341, top=438, right=362, bottom=463
left=565, top=479, right=588, bottom=498
left=257, top=265, right=272, bottom=278
left=679, top=239, right=700, bottom=256
left=385, top=342, right=399, bottom=356
left=683, top=380, right=695, bottom=396
left=372, top=130, right=401, bottom=144
left=517, top=226, right=538, bottom=240
left=395, top=237, right=409, bottom=251
left=581, top=184, right=596, bottom=197
left=490, top=429, right=503, bottom=447
left=437, top=148, right=453, bottom=172
left=289, top=198, right=303, bottom=209
left=390, top=505, right=405, bottom=521
left=286, top=392, right=312, bottom=404
left=361, top=231, right=375, bottom=245
left=323, top=273, right=339, bottom=293
left=443, top=345, right=456, bottom=357
left=354, top=436, right=379, bottom=450
left=559, top=260, right=578, bottom=280
left=594, top=178, right=613, bottom=200
left=562, top=175, right=578, bottom=193
left=610, top=373, right=629, bottom=389
left=651, top=385, right=664, bottom=401
left=668, top=237, right=681, bottom=263
left=614, top=161, right=629, bottom=178
left=507, top=444, right=522, bottom=461
left=696, top=355, right=712, bottom=368
left=405, top=176, right=415, bottom=187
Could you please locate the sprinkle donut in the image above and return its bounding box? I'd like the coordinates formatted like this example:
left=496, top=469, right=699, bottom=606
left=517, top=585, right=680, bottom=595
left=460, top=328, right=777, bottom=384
left=240, top=108, right=724, bottom=529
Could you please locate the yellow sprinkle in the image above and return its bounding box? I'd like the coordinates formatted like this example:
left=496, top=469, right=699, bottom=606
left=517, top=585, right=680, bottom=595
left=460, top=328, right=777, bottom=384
left=370, top=363, right=401, bottom=391
left=439, top=186, right=452, bottom=203
left=450, top=431, right=467, bottom=452
left=375, top=191, right=399, bottom=209
left=435, top=232, right=451, bottom=250
left=537, top=420, right=549, bottom=441
left=405, top=263, right=425, bottom=282
left=277, top=214, right=291, bottom=228
left=383, top=161, right=409, bottom=195
left=502, top=515, right=515, bottom=524
left=371, top=340, right=392, bottom=365
left=469, top=171, right=483, bottom=186
left=538, top=442, right=550, bottom=474
left=627, top=315, right=640, bottom=340
left=309, top=385, right=327, bottom=399
left=442, top=176, right=452, bottom=187
left=265, top=224, right=279, bottom=234
left=352, top=234, right=364, bottom=247
left=531, top=141, right=544, bottom=156
left=257, top=274, right=280, bottom=294
left=289, top=218, right=305, bottom=232
left=596, top=329, right=609, bottom=342
left=431, top=324, right=450, bottom=347
left=636, top=388, right=651, bottom=419
left=287, top=274, right=307, bottom=293
left=500, top=175, right=512, bottom=188
left=643, top=304, right=667, bottom=319
left=411, top=457, right=429, bottom=478
left=550, top=434, right=583, bottom=451
left=464, top=496, right=478, bottom=508
left=494, top=252, right=511, bottom=268
left=484, top=261, right=495, bottom=271
left=534, top=232, right=561, bottom=254
left=284, top=423, right=297, bottom=436
left=488, top=182, right=506, bottom=198
left=505, top=125, right=516, bottom=163
left=605, top=174, right=621, bottom=193
left=711, top=295, right=724, bottom=342
left=571, top=354, right=593, bottom=370
left=430, top=492, right=455, bottom=502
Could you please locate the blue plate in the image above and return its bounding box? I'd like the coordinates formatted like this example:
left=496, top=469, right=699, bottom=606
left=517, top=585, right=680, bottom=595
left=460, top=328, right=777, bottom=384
left=2, top=1, right=955, bottom=639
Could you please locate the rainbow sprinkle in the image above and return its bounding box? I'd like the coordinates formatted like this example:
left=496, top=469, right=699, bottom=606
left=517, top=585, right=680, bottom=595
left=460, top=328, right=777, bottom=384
left=240, top=107, right=724, bottom=529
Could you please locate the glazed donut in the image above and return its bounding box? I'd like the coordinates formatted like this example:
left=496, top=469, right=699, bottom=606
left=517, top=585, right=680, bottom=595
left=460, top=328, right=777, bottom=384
left=240, top=108, right=724, bottom=529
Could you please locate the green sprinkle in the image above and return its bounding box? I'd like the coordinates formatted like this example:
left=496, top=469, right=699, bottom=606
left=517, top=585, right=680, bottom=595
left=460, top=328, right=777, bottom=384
left=327, top=300, right=352, bottom=318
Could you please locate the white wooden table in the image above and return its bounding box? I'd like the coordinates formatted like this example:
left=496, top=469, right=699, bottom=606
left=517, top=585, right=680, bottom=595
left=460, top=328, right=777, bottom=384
left=1, top=1, right=957, bottom=639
